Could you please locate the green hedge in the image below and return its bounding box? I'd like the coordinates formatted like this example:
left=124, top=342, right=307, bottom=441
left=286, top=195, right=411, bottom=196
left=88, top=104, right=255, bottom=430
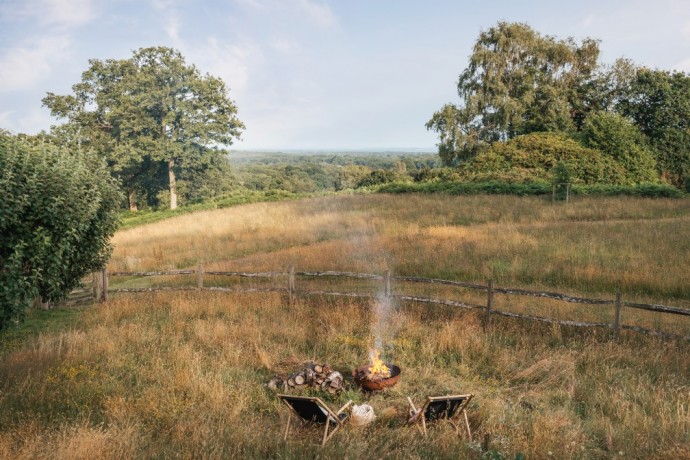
left=378, top=181, right=685, bottom=198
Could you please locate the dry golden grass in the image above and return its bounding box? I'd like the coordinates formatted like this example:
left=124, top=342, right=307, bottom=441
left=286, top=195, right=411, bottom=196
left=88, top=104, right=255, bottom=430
left=2, top=194, right=690, bottom=458
left=1, top=291, right=688, bottom=459
left=110, top=194, right=690, bottom=335
left=111, top=194, right=690, bottom=299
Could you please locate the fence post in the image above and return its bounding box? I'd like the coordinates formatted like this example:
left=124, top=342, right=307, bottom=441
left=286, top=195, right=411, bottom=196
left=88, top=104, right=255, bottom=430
left=384, top=270, right=391, bottom=298
left=485, top=279, right=493, bottom=331
left=288, top=265, right=295, bottom=305
left=197, top=263, right=204, bottom=290
left=614, top=287, right=622, bottom=338
left=92, top=271, right=100, bottom=301
left=100, top=267, right=108, bottom=302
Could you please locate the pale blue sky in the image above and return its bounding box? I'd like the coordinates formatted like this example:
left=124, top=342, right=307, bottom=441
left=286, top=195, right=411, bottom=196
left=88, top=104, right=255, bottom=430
left=1, top=0, right=689, bottom=149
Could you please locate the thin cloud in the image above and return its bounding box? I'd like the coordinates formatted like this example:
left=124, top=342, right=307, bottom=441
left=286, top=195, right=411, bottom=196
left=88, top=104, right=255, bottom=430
left=3, top=0, right=96, bottom=28
left=150, top=0, right=181, bottom=42
left=189, top=38, right=263, bottom=96
left=675, top=57, right=690, bottom=73
left=0, top=107, right=54, bottom=135
left=269, top=37, right=299, bottom=54
left=165, top=12, right=181, bottom=41
left=295, top=0, right=336, bottom=29
left=233, top=0, right=336, bottom=29
left=683, top=21, right=690, bottom=38
left=0, top=36, right=71, bottom=92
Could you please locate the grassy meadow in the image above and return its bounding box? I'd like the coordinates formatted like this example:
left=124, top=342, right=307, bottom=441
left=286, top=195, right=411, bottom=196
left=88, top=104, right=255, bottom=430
left=1, top=193, right=690, bottom=459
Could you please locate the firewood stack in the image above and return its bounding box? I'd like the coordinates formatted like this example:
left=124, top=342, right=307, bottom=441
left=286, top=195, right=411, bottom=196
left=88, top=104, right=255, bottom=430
left=266, top=362, right=344, bottom=394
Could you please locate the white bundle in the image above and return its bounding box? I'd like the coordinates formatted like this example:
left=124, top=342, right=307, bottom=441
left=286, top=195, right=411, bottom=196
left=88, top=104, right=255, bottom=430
left=350, top=404, right=376, bottom=426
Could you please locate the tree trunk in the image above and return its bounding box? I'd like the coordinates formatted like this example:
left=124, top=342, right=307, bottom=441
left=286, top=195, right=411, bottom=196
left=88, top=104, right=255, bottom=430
left=168, top=158, right=177, bottom=210
left=128, top=189, right=138, bottom=212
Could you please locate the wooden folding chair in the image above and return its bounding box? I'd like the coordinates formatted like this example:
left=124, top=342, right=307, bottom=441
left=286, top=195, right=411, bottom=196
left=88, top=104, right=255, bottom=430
left=407, top=394, right=473, bottom=440
left=278, top=394, right=353, bottom=446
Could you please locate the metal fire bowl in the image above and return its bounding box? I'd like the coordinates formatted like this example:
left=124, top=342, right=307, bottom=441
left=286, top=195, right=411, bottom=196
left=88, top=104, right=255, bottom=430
left=352, top=364, right=401, bottom=391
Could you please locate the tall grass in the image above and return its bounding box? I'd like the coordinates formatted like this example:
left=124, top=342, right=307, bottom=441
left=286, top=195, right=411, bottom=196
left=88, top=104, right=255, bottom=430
left=1, top=292, right=688, bottom=458
left=111, top=194, right=690, bottom=302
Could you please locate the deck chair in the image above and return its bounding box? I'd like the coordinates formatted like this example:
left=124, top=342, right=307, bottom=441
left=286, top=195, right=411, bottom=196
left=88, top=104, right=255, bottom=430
left=278, top=394, right=353, bottom=446
left=407, top=394, right=473, bottom=440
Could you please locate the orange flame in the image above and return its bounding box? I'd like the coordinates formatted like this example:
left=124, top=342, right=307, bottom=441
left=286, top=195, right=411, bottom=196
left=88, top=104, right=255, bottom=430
left=368, top=349, right=391, bottom=379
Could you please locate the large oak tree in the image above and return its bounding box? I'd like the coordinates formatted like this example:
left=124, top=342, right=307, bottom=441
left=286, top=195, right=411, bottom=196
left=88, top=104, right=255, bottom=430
left=44, top=47, right=245, bottom=209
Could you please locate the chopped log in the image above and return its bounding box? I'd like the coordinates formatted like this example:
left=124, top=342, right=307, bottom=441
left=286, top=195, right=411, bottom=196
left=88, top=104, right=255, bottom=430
left=265, top=362, right=344, bottom=393
left=326, top=371, right=342, bottom=381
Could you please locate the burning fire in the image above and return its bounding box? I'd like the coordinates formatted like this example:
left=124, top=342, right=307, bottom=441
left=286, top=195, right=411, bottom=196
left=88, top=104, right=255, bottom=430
left=367, top=349, right=391, bottom=379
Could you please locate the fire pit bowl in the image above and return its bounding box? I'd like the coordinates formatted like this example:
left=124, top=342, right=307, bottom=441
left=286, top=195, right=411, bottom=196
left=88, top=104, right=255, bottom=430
left=352, top=364, right=401, bottom=391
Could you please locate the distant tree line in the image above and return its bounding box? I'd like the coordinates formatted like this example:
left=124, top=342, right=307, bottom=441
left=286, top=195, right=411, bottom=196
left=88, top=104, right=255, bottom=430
left=427, top=22, right=690, bottom=189
left=231, top=152, right=438, bottom=193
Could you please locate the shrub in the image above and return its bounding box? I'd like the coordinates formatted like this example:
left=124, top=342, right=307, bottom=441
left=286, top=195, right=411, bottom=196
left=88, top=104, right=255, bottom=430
left=378, top=180, right=683, bottom=198
left=0, top=134, right=121, bottom=329
left=461, top=132, right=628, bottom=184
left=356, top=169, right=398, bottom=188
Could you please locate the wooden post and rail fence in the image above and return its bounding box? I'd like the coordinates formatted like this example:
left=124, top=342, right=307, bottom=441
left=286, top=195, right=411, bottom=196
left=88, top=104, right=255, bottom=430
left=79, top=264, right=690, bottom=342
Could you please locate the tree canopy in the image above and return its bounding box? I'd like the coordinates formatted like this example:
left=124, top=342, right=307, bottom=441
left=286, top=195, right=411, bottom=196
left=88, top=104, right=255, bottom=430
left=618, top=68, right=690, bottom=186
left=427, top=22, right=600, bottom=165
left=427, top=21, right=690, bottom=190
left=43, top=47, right=245, bottom=210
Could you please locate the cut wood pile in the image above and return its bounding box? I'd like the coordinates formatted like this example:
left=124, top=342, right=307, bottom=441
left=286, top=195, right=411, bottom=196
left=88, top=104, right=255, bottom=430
left=266, top=362, right=344, bottom=394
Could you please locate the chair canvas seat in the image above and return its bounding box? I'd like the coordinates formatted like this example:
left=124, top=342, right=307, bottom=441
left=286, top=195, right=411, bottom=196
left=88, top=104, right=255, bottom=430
left=407, top=394, right=474, bottom=440
left=426, top=398, right=465, bottom=421
left=278, top=394, right=352, bottom=446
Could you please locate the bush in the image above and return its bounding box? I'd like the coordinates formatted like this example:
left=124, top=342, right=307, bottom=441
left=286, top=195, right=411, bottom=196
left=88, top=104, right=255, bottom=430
left=379, top=180, right=552, bottom=196
left=356, top=169, right=398, bottom=188
left=378, top=180, right=684, bottom=198
left=0, top=134, right=121, bottom=329
left=461, top=132, right=629, bottom=184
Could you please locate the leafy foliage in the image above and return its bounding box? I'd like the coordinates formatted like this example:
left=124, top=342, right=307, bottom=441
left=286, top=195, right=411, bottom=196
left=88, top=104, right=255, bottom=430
left=460, top=132, right=627, bottom=184
left=581, top=111, right=658, bottom=184
left=551, top=161, right=571, bottom=185
left=0, top=134, right=121, bottom=329
left=427, top=22, right=600, bottom=164
left=426, top=22, right=690, bottom=190
left=618, top=68, right=690, bottom=186
left=43, top=47, right=244, bottom=210
left=378, top=180, right=683, bottom=198
left=355, top=169, right=399, bottom=188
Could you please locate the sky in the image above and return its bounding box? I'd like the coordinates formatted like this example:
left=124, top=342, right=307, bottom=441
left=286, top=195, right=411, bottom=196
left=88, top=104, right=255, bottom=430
left=1, top=0, right=689, bottom=150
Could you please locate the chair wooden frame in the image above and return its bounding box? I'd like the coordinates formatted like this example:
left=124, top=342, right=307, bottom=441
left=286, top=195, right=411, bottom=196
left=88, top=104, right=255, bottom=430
left=407, top=394, right=473, bottom=440
left=278, top=394, right=353, bottom=447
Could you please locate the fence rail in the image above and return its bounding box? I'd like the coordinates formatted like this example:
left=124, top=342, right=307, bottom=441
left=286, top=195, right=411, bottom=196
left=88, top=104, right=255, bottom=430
left=80, top=265, right=690, bottom=342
